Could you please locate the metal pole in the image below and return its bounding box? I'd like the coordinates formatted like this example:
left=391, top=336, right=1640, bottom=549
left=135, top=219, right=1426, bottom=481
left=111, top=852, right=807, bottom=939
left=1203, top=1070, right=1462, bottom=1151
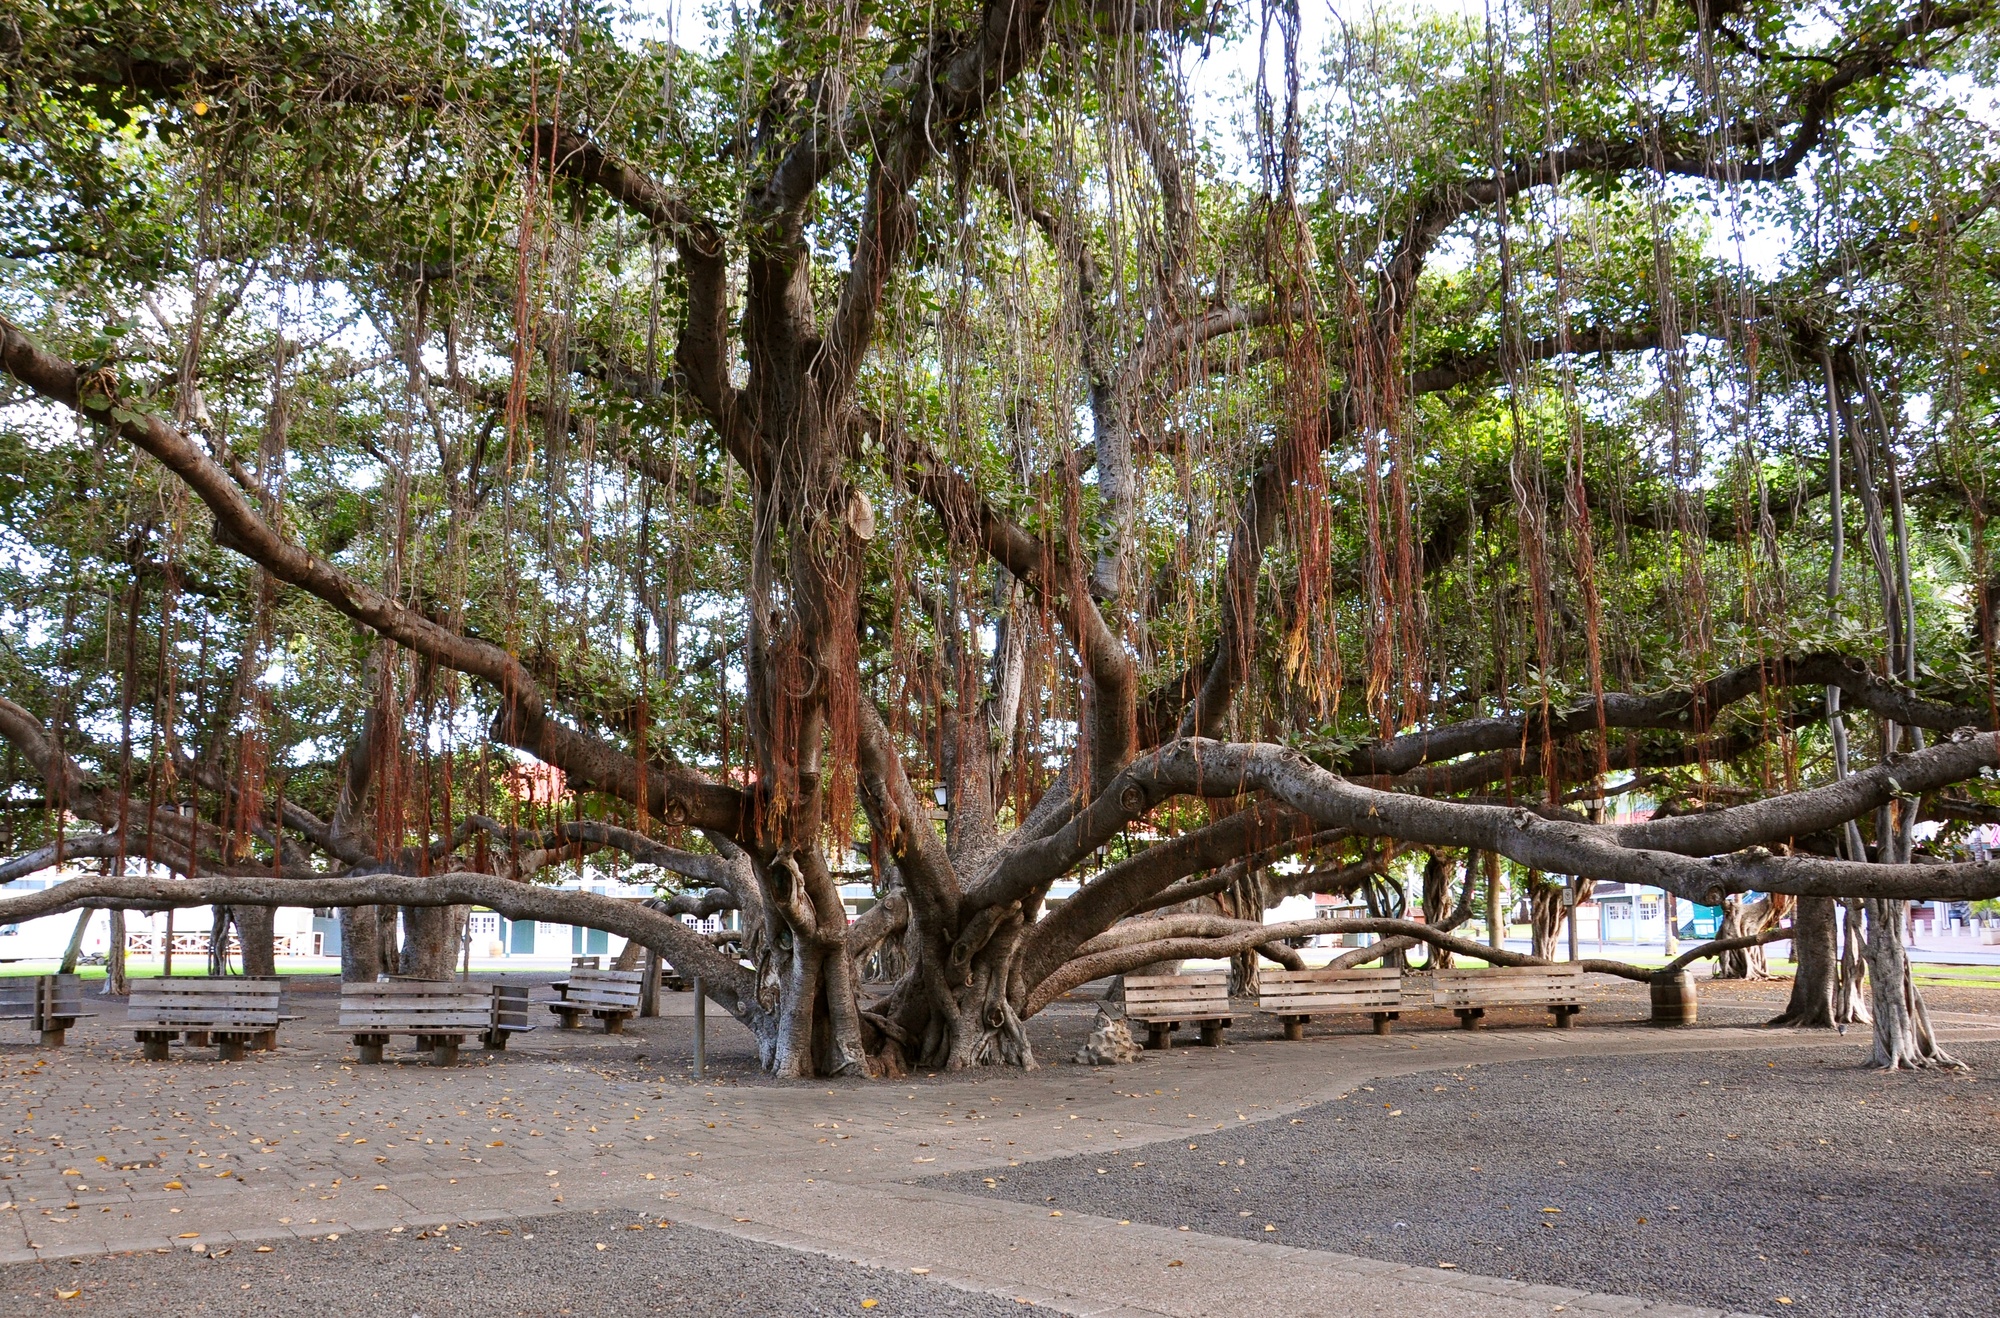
left=692, top=976, right=706, bottom=1079
left=1566, top=880, right=1580, bottom=962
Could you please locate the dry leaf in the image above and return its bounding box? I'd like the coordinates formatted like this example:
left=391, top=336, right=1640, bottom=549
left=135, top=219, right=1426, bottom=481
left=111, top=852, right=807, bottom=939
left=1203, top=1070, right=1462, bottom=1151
left=57, top=1289, right=81, bottom=1300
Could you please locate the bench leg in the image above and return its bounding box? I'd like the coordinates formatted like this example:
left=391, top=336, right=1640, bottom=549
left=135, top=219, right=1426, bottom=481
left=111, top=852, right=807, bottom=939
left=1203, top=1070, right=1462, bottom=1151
left=254, top=1029, right=277, bottom=1051
left=555, top=1009, right=580, bottom=1030
left=39, top=1027, right=66, bottom=1048
left=354, top=1035, right=386, bottom=1065
left=1456, top=1008, right=1482, bottom=1030
left=602, top=1013, right=626, bottom=1035
left=1552, top=1006, right=1578, bottom=1029
left=1144, top=1023, right=1170, bottom=1051
left=1372, top=1013, right=1394, bottom=1036
left=187, top=1031, right=211, bottom=1048
left=483, top=1030, right=507, bottom=1050
left=432, top=1039, right=462, bottom=1067
left=138, top=1032, right=173, bottom=1061
left=1198, top=1021, right=1226, bottom=1047
left=1281, top=1016, right=1305, bottom=1042
left=216, top=1037, right=246, bottom=1062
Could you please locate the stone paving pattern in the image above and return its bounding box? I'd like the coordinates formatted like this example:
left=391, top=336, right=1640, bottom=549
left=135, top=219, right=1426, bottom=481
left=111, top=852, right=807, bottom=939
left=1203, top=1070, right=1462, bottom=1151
left=0, top=971, right=1993, bottom=1316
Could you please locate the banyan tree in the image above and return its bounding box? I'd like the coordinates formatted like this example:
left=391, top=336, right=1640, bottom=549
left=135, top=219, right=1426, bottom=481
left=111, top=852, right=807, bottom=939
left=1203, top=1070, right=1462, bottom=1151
left=2, top=0, right=1998, bottom=1077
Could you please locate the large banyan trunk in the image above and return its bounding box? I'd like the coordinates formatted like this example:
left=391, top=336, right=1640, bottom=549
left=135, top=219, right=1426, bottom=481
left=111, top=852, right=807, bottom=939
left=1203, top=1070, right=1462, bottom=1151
left=1713, top=895, right=1773, bottom=980
left=398, top=904, right=463, bottom=979
left=1863, top=898, right=1959, bottom=1070
left=1772, top=895, right=1839, bottom=1026
left=340, top=905, right=383, bottom=980
left=236, top=905, right=277, bottom=976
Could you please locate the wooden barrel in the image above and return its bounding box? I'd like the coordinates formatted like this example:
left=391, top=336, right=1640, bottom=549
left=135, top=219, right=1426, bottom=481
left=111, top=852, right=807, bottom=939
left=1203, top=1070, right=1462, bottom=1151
left=1649, top=970, right=1697, bottom=1025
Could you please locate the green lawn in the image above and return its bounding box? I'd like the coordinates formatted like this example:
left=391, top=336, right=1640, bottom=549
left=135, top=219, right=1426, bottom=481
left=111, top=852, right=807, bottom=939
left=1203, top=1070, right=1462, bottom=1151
left=0, top=960, right=343, bottom=979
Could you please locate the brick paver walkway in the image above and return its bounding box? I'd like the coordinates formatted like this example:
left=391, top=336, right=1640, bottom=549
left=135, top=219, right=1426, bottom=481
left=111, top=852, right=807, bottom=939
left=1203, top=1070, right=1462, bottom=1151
left=3, top=977, right=1994, bottom=1317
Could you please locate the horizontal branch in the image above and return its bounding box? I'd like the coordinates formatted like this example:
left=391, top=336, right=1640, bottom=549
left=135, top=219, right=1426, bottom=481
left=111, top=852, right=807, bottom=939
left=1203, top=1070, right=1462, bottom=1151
left=0, top=870, right=762, bottom=1026
left=1122, top=736, right=2000, bottom=903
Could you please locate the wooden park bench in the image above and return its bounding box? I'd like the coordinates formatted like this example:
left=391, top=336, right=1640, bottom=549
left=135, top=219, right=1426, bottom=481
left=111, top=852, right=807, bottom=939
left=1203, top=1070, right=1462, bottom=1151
left=486, top=983, right=536, bottom=1049
left=129, top=977, right=284, bottom=1060
left=0, top=974, right=90, bottom=1047
left=1123, top=971, right=1231, bottom=1049
left=547, top=968, right=643, bottom=1033
left=1257, top=967, right=1401, bottom=1039
left=1430, top=965, right=1585, bottom=1029
left=340, top=980, right=493, bottom=1065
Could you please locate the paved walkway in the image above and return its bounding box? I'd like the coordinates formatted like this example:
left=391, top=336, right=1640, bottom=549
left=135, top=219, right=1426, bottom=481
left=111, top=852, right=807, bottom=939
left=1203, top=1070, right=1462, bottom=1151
left=3, top=981, right=1995, bottom=1317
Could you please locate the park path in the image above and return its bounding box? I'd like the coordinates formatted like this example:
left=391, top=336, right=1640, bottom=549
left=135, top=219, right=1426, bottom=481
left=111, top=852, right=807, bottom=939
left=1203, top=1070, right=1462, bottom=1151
left=2, top=987, right=1994, bottom=1317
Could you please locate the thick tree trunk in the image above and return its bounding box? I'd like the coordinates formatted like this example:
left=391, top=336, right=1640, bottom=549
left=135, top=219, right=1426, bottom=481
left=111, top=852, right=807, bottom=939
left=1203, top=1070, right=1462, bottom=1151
left=399, top=904, right=463, bottom=979
left=1863, top=898, right=1960, bottom=1070
left=340, top=905, right=383, bottom=981
left=1713, top=895, right=1772, bottom=980
left=236, top=905, right=277, bottom=976
left=1529, top=876, right=1562, bottom=961
left=1771, top=895, right=1838, bottom=1026
left=1836, top=899, right=1872, bottom=1024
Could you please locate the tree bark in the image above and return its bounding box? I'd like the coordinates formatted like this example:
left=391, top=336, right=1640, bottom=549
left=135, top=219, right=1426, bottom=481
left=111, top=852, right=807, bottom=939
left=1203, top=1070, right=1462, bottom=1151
left=104, top=909, right=128, bottom=995
left=1863, top=898, right=1960, bottom=1069
left=398, top=904, right=462, bottom=979
left=1713, top=895, right=1773, bottom=980
left=340, top=905, right=384, bottom=981
left=237, top=905, right=277, bottom=977
left=1529, top=874, right=1562, bottom=960
left=58, top=907, right=90, bottom=973
left=1836, top=899, right=1872, bottom=1024
left=1771, top=895, right=1838, bottom=1026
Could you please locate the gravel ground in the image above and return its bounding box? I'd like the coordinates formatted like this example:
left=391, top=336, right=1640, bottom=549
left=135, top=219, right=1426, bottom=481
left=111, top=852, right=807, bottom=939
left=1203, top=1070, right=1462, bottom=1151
left=939, top=1042, right=2000, bottom=1318
left=0, top=1208, right=1031, bottom=1316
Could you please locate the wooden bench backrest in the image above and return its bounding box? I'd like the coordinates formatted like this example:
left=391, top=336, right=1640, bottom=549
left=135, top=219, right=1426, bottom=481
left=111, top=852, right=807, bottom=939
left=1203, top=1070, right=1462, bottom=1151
left=0, top=979, right=38, bottom=1020
left=490, top=983, right=535, bottom=1031
left=564, top=968, right=644, bottom=1011
left=1431, top=964, right=1584, bottom=1007
left=128, top=977, right=284, bottom=1029
left=39, top=973, right=85, bottom=1021
left=339, top=980, right=492, bottom=1032
left=1257, top=966, right=1401, bottom=1011
left=1123, top=972, right=1230, bottom=1020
